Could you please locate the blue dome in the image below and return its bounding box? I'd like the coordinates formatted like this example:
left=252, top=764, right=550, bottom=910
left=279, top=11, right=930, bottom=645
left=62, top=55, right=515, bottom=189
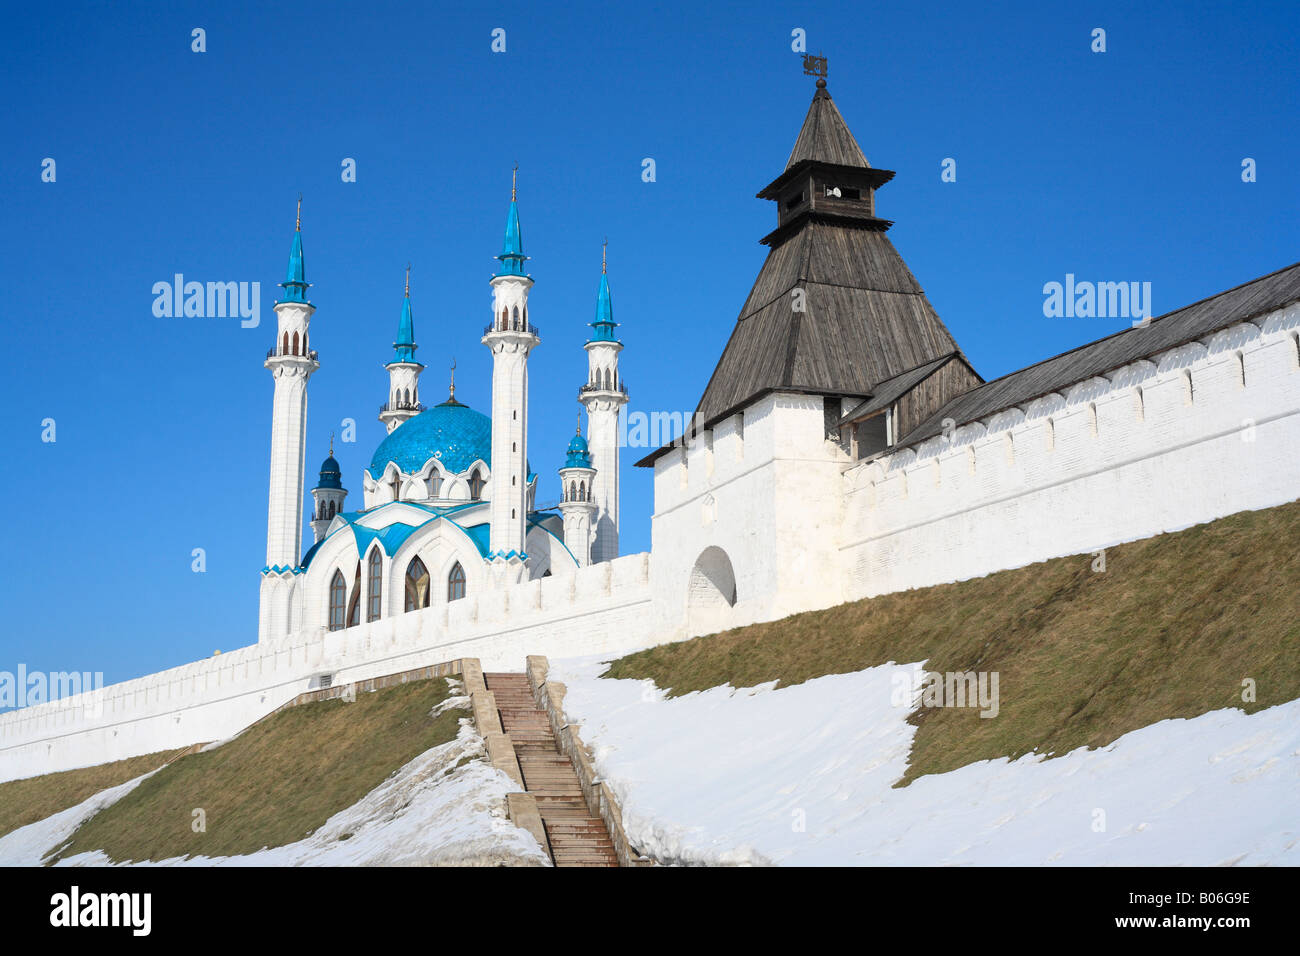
left=316, top=454, right=342, bottom=490
left=564, top=432, right=592, bottom=468
left=367, top=399, right=534, bottom=481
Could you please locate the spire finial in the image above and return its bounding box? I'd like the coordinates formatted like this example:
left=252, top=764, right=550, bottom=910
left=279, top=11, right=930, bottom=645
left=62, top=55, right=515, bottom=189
left=576, top=411, right=582, bottom=435
left=449, top=358, right=456, bottom=400
left=404, top=262, right=411, bottom=296
left=602, top=237, right=607, bottom=275
left=511, top=163, right=518, bottom=201
left=296, top=193, right=302, bottom=231
left=329, top=431, right=334, bottom=456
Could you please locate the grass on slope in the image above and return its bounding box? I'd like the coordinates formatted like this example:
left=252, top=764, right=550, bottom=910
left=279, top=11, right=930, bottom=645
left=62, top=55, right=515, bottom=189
left=0, top=749, right=189, bottom=840
left=604, top=500, right=1300, bottom=785
left=50, top=677, right=465, bottom=862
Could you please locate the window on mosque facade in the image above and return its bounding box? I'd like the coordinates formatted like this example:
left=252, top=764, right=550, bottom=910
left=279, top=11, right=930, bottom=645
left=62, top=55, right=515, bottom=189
left=328, top=570, right=346, bottom=631
left=405, top=556, right=430, bottom=611
left=469, top=471, right=485, bottom=499
left=448, top=562, right=466, bottom=602
left=346, top=563, right=361, bottom=627
left=366, top=549, right=382, bottom=622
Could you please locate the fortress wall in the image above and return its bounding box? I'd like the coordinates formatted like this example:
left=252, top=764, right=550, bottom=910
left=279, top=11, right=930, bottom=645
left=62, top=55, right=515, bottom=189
left=841, top=307, right=1300, bottom=600
left=0, top=552, right=654, bottom=783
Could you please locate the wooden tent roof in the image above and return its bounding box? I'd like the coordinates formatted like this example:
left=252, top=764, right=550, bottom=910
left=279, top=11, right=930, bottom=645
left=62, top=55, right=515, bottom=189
left=635, top=84, right=968, bottom=466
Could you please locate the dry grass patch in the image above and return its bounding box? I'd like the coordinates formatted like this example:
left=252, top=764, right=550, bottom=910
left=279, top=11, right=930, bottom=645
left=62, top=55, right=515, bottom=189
left=0, top=749, right=188, bottom=839
left=604, top=501, right=1300, bottom=784
left=50, top=677, right=465, bottom=863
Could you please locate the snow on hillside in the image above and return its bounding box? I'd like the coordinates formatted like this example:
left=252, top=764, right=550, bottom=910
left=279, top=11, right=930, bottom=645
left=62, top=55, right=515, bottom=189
left=0, top=719, right=549, bottom=867
left=550, top=656, right=1300, bottom=866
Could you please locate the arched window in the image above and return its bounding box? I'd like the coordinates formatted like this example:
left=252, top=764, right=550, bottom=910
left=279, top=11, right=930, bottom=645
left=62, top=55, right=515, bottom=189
left=328, top=570, right=346, bottom=631
left=282, top=331, right=289, bottom=354
left=405, top=556, right=430, bottom=612
left=404, top=388, right=410, bottom=405
left=303, top=333, right=308, bottom=354
left=329, top=500, right=336, bottom=518
left=428, top=471, right=442, bottom=498
left=568, top=481, right=577, bottom=501
left=391, top=475, right=401, bottom=501
left=346, top=563, right=361, bottom=627
left=512, top=305, right=520, bottom=329
left=469, top=470, right=485, bottom=499
left=292, top=331, right=299, bottom=355
left=366, top=548, right=382, bottom=622
left=605, top=368, right=612, bottom=390
left=448, top=562, right=466, bottom=602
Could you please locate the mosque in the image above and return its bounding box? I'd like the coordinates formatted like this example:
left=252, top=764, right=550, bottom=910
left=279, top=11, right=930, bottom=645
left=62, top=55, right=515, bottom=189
left=256, top=177, right=627, bottom=644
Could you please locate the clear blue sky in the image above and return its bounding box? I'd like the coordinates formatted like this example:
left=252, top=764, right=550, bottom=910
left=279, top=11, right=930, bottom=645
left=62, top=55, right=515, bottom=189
left=1, top=0, right=1295, bottom=693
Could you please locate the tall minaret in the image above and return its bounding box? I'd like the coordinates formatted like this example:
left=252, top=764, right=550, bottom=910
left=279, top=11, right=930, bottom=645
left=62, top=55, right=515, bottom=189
left=264, top=197, right=319, bottom=570
left=481, top=168, right=539, bottom=582
left=379, top=265, right=424, bottom=434
left=580, top=242, right=627, bottom=563
left=260, top=198, right=319, bottom=643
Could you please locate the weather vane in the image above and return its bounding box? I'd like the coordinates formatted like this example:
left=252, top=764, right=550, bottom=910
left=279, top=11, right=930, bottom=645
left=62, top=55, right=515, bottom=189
left=802, top=53, right=827, bottom=81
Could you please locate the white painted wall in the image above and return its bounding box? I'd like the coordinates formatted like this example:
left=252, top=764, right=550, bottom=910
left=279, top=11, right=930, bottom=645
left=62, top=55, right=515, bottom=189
left=840, top=308, right=1300, bottom=598
left=0, top=553, right=654, bottom=784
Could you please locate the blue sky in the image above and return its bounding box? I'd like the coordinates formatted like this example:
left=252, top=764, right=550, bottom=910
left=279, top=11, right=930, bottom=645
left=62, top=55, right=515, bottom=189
left=1, top=0, right=1295, bottom=692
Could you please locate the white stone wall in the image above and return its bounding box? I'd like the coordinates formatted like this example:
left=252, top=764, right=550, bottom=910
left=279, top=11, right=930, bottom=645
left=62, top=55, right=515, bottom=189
left=0, top=553, right=654, bottom=784
left=841, top=308, right=1300, bottom=598
left=647, top=392, right=851, bottom=639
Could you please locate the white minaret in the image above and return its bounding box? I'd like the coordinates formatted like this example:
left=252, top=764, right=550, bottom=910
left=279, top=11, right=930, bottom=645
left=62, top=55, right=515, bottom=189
left=309, top=437, right=347, bottom=543
left=379, top=265, right=424, bottom=434
left=481, top=170, right=538, bottom=583
left=580, top=243, right=627, bottom=563
left=260, top=199, right=318, bottom=642
left=557, top=421, right=597, bottom=567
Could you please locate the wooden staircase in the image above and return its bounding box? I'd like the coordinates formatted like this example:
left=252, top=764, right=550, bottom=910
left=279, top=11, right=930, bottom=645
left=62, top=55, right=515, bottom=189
left=484, top=672, right=619, bottom=867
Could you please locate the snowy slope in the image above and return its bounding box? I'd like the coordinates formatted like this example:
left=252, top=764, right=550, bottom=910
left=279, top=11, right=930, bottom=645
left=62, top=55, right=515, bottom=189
left=0, top=718, right=549, bottom=867
left=550, top=656, right=1300, bottom=866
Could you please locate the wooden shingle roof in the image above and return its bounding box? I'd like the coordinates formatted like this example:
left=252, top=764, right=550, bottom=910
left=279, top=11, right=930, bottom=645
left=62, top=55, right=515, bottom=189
left=898, top=261, right=1300, bottom=449
left=786, top=86, right=870, bottom=170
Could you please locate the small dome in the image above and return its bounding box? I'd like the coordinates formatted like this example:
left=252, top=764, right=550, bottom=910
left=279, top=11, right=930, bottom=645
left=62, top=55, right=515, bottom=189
left=316, top=454, right=343, bottom=490
left=564, top=432, right=593, bottom=469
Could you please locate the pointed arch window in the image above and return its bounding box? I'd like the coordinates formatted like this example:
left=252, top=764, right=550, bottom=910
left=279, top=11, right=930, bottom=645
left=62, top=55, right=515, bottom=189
left=390, top=474, right=401, bottom=502
left=292, top=331, right=300, bottom=355
left=405, top=556, right=431, bottom=611
left=282, top=331, right=289, bottom=355
left=568, top=480, right=577, bottom=501
left=469, top=470, right=485, bottom=500
left=428, top=471, right=442, bottom=498
left=346, top=562, right=361, bottom=627
left=366, top=548, right=382, bottom=622
left=328, top=570, right=346, bottom=631
left=448, top=562, right=466, bottom=602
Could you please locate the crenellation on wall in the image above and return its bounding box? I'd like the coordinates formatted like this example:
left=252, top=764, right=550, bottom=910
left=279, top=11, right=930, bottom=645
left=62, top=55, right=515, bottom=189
left=842, top=312, right=1300, bottom=599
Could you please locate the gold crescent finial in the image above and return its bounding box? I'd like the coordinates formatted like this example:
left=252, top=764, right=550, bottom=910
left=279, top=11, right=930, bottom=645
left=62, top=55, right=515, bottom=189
left=449, top=358, right=457, bottom=399
left=329, top=431, right=334, bottom=456
left=296, top=194, right=302, bottom=231
left=511, top=163, right=518, bottom=201
left=576, top=410, right=582, bottom=435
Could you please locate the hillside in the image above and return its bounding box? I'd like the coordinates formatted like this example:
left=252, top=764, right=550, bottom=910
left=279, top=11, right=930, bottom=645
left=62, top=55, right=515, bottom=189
left=0, top=676, right=547, bottom=866
left=604, top=499, right=1300, bottom=784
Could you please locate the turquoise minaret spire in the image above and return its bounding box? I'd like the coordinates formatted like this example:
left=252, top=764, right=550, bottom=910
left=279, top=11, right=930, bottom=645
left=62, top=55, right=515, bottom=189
left=495, top=165, right=528, bottom=277
left=394, top=264, right=418, bottom=363
left=278, top=195, right=310, bottom=304
left=589, top=240, right=619, bottom=342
